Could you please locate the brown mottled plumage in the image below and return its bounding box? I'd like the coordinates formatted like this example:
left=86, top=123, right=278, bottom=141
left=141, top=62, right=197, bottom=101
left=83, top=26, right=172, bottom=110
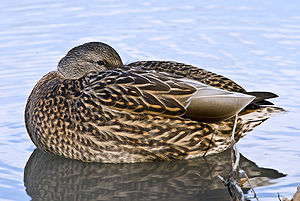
left=129, top=61, right=247, bottom=93
left=25, top=42, right=280, bottom=163
left=128, top=61, right=278, bottom=106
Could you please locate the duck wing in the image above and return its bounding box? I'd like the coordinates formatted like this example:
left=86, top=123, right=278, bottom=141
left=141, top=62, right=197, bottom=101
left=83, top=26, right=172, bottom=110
left=127, top=61, right=278, bottom=106
left=128, top=61, right=247, bottom=93
left=80, top=69, right=195, bottom=117
left=80, top=68, right=254, bottom=121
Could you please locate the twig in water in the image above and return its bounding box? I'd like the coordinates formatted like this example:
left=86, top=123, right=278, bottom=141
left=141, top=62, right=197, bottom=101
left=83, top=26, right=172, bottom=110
left=218, top=113, right=260, bottom=201
left=241, top=171, right=259, bottom=201
left=231, top=113, right=239, bottom=170
left=278, top=193, right=282, bottom=201
left=219, top=113, right=247, bottom=201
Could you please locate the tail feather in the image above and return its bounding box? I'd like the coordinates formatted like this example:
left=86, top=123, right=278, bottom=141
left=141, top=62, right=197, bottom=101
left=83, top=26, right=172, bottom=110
left=246, top=91, right=278, bottom=105
left=254, top=100, right=274, bottom=105
left=238, top=106, right=286, bottom=136
left=247, top=91, right=278, bottom=100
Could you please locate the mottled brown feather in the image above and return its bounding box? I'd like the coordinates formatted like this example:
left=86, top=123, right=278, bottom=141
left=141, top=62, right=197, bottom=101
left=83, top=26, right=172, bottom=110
left=25, top=69, right=282, bottom=163
left=128, top=61, right=247, bottom=93
left=25, top=42, right=280, bottom=163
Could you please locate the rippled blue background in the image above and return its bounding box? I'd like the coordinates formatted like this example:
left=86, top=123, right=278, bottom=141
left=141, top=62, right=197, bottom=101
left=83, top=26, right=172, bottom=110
left=0, top=0, right=299, bottom=200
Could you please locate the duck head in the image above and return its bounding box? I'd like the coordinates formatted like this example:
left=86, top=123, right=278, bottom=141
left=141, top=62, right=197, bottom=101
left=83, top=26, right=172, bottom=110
left=58, top=42, right=123, bottom=79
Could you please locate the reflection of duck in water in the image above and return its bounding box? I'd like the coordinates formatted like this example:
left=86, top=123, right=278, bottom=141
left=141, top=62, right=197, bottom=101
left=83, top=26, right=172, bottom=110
left=24, top=149, right=285, bottom=201
left=25, top=42, right=281, bottom=163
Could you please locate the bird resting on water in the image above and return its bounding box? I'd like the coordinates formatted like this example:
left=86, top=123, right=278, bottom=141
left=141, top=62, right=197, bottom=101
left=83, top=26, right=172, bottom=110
left=25, top=42, right=278, bottom=163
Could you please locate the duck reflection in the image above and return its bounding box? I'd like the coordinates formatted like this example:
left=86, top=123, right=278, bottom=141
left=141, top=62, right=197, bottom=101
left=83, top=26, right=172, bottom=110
left=24, top=148, right=285, bottom=201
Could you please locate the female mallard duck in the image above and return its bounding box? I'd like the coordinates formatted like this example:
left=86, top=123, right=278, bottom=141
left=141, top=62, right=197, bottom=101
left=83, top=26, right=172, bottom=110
left=25, top=42, right=278, bottom=163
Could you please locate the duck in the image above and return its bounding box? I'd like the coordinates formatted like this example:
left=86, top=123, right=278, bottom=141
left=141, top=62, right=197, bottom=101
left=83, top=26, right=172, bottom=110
left=25, top=42, right=279, bottom=163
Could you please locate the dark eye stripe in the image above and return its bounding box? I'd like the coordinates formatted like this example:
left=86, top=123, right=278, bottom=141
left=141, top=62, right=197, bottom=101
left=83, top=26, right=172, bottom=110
left=97, top=60, right=106, bottom=65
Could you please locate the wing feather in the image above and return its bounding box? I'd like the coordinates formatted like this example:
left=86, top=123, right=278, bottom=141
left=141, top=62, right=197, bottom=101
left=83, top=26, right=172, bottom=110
left=128, top=61, right=247, bottom=93
left=81, top=69, right=197, bottom=117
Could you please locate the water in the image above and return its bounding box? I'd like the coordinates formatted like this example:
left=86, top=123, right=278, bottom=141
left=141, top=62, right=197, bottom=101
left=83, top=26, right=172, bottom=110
left=0, top=0, right=299, bottom=200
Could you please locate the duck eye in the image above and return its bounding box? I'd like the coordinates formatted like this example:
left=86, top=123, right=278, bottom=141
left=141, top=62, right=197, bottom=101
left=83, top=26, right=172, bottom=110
left=97, top=60, right=106, bottom=65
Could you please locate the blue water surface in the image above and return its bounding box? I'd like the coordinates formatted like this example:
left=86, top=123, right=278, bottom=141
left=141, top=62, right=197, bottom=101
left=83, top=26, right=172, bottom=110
left=0, top=0, right=299, bottom=200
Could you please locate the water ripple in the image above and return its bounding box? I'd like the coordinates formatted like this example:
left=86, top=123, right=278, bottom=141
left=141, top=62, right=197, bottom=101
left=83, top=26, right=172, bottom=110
left=0, top=0, right=300, bottom=200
